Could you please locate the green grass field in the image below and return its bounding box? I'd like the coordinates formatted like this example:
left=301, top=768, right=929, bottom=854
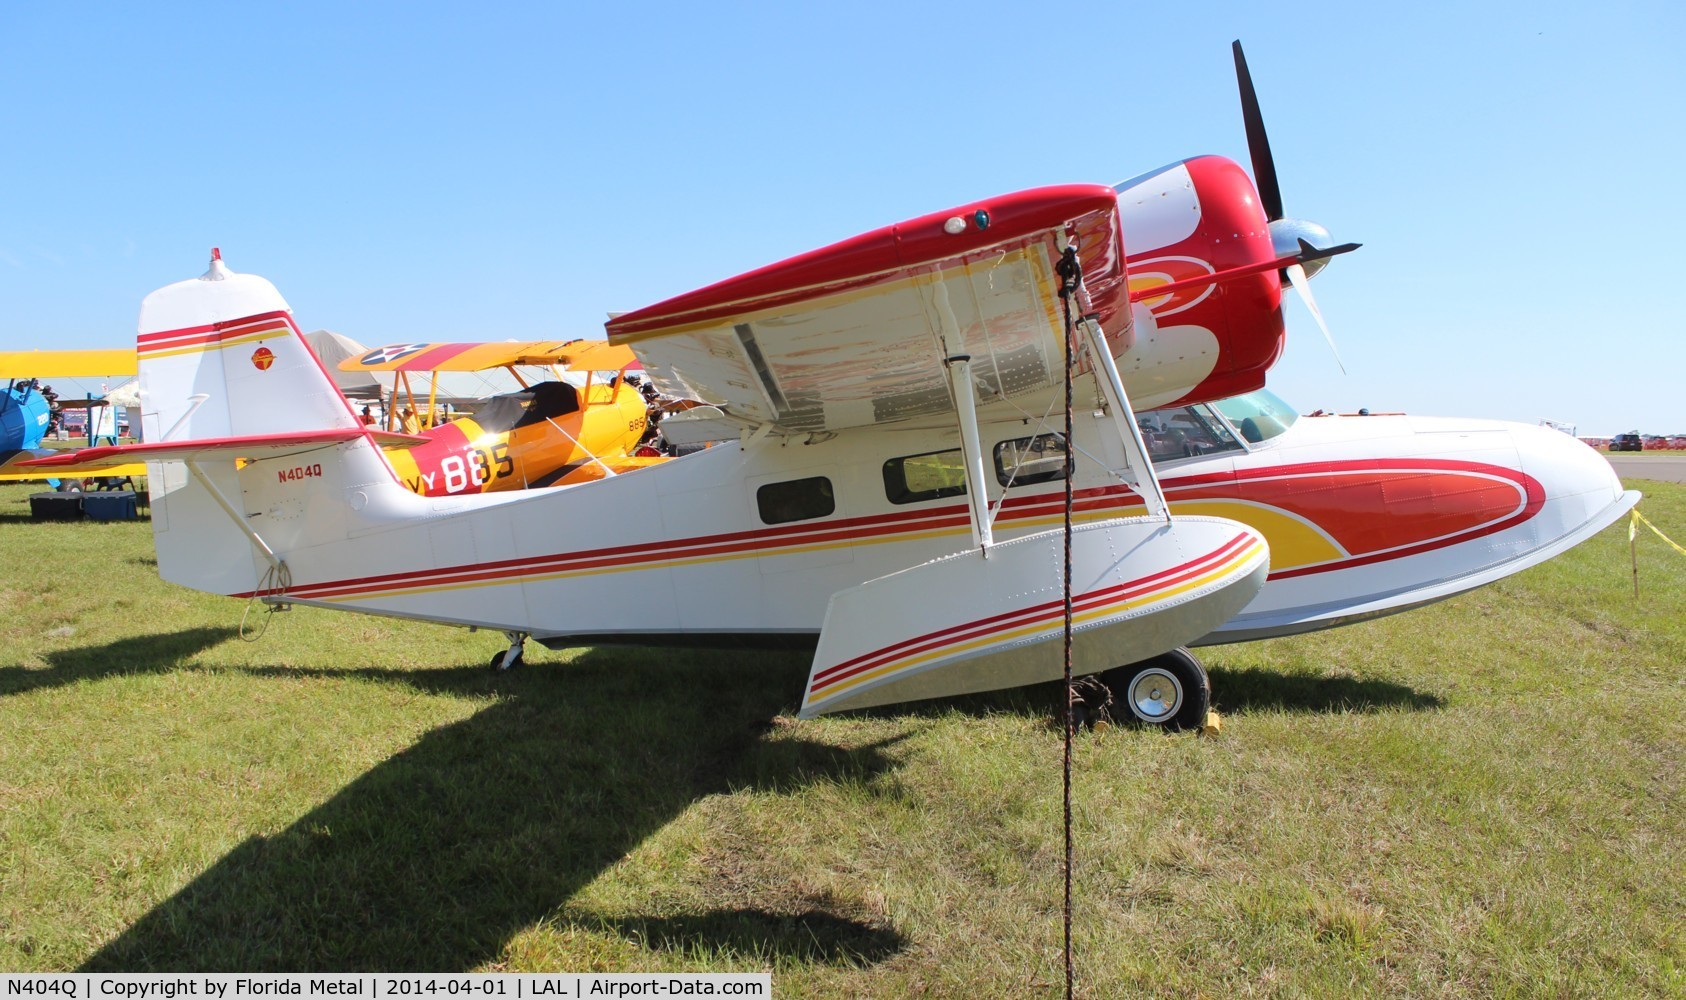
left=1, top=480, right=1681, bottom=996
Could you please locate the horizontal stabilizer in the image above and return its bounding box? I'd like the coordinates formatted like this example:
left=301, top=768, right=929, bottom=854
left=19, top=428, right=428, bottom=471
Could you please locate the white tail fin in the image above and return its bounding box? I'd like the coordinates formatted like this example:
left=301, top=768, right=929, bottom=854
left=138, top=252, right=358, bottom=442
left=138, top=254, right=397, bottom=596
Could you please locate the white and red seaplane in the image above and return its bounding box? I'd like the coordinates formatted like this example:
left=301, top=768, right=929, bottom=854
left=31, top=46, right=1637, bottom=727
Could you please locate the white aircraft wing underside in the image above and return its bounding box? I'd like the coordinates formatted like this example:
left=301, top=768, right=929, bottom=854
left=606, top=185, right=1131, bottom=436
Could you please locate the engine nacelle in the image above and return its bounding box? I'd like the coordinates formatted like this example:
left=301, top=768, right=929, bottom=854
left=1110, top=155, right=1285, bottom=409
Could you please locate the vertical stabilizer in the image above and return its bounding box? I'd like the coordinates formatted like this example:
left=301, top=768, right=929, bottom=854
left=137, top=253, right=394, bottom=597
left=137, top=251, right=359, bottom=443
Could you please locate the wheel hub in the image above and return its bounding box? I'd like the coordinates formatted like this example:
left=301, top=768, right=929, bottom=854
left=1127, top=667, right=1183, bottom=723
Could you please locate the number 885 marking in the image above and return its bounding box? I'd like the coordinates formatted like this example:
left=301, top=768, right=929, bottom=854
left=441, top=443, right=514, bottom=493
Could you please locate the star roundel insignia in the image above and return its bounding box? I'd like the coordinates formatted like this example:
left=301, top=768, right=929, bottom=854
left=251, top=347, right=276, bottom=371
left=359, top=343, right=430, bottom=366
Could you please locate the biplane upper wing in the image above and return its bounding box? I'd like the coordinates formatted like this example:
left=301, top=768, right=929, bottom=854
left=0, top=349, right=137, bottom=378
left=604, top=185, right=1131, bottom=434
left=340, top=340, right=637, bottom=374
left=1, top=349, right=143, bottom=480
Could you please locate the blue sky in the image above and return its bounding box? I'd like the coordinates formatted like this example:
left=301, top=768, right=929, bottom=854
left=1, top=2, right=1681, bottom=434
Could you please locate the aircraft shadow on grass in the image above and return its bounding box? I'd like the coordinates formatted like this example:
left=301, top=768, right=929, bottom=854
left=1206, top=665, right=1444, bottom=714
left=846, top=663, right=1442, bottom=724
left=0, top=626, right=237, bottom=697
left=49, top=631, right=1436, bottom=970
left=80, top=647, right=910, bottom=972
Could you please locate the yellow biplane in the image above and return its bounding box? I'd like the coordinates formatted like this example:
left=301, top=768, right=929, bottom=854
left=339, top=338, right=662, bottom=496
left=0, top=348, right=146, bottom=483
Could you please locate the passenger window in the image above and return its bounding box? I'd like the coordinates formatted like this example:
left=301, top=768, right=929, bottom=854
left=995, top=434, right=1069, bottom=487
left=757, top=477, right=836, bottom=525
left=758, top=472, right=836, bottom=522
left=883, top=449, right=967, bottom=505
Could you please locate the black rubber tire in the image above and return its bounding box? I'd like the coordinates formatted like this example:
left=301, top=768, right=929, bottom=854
left=489, top=649, right=524, bottom=672
left=1099, top=647, right=1210, bottom=731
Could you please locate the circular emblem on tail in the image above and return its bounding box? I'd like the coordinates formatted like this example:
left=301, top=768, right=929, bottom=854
left=252, top=346, right=276, bottom=371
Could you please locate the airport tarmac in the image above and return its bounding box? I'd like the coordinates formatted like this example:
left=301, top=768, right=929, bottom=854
left=1606, top=454, right=1686, bottom=483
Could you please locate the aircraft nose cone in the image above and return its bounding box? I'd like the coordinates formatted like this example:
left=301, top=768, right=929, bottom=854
left=1510, top=421, right=1627, bottom=537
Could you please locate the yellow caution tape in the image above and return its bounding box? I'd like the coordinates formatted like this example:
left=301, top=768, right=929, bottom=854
left=1632, top=509, right=1686, bottom=558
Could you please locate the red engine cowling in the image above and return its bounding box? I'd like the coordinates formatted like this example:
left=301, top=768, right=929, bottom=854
left=1113, top=154, right=1285, bottom=407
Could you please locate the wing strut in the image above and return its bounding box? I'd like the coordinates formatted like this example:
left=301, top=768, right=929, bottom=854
left=1079, top=310, right=1167, bottom=519
left=1056, top=245, right=1169, bottom=520
left=183, top=459, right=287, bottom=575
left=943, top=353, right=995, bottom=555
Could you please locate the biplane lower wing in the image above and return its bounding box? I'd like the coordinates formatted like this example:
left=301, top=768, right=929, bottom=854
left=0, top=449, right=148, bottom=482
left=19, top=428, right=427, bottom=472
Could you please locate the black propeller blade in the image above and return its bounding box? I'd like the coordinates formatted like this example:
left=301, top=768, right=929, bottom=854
left=1296, top=238, right=1362, bottom=263
left=1232, top=40, right=1284, bottom=223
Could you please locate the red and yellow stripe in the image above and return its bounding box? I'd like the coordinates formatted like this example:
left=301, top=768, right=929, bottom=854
left=137, top=310, right=295, bottom=360
left=247, top=460, right=1542, bottom=603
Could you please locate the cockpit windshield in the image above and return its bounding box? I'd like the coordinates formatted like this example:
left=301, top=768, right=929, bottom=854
left=1134, top=389, right=1300, bottom=467
left=1213, top=389, right=1298, bottom=443
left=470, top=381, right=582, bottom=434
left=1137, top=404, right=1244, bottom=463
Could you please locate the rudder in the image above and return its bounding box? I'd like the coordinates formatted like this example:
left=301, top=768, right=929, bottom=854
left=137, top=253, right=394, bottom=597
left=137, top=250, right=359, bottom=444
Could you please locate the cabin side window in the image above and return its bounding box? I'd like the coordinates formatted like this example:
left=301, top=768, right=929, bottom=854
left=995, top=434, right=1069, bottom=487
left=883, top=449, right=967, bottom=505
left=757, top=476, right=836, bottom=525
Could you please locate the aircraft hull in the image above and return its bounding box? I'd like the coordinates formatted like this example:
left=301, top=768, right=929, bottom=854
left=1165, top=414, right=1640, bottom=642
left=223, top=405, right=1629, bottom=670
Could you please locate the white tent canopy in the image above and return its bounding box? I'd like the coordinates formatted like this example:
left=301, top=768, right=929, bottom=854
left=305, top=330, right=384, bottom=400
left=105, top=378, right=141, bottom=408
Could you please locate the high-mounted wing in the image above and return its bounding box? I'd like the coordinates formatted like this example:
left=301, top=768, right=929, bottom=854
left=0, top=349, right=137, bottom=378
left=605, top=185, right=1131, bottom=435
left=341, top=340, right=637, bottom=374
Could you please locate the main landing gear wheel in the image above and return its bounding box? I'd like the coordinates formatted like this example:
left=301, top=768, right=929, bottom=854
left=1099, top=647, right=1210, bottom=731
left=489, top=631, right=528, bottom=672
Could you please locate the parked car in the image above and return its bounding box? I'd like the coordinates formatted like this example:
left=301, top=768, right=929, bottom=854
left=1610, top=432, right=1644, bottom=452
